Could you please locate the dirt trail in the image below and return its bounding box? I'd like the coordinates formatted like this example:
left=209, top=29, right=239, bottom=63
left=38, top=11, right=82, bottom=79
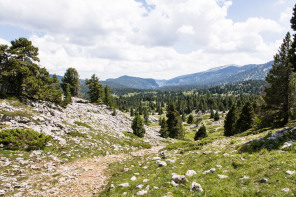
left=53, top=146, right=164, bottom=197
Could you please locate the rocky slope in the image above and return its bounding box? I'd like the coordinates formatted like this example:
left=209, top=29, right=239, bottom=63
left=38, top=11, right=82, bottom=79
left=0, top=98, right=163, bottom=196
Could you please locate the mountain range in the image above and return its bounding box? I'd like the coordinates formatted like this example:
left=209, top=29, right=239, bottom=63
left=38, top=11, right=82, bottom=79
left=102, top=61, right=273, bottom=89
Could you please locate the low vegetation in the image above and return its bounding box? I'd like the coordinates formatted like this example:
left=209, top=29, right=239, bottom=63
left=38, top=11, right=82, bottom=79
left=0, top=128, right=51, bottom=151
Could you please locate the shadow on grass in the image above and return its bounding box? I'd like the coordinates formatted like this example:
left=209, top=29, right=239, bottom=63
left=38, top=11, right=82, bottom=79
left=239, top=126, right=296, bottom=153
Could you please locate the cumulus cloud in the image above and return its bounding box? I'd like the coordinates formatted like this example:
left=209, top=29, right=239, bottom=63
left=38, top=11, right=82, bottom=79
left=0, top=0, right=292, bottom=79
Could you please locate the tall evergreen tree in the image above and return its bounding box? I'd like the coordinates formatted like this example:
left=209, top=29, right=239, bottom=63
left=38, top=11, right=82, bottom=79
left=291, top=4, right=296, bottom=71
left=224, top=104, right=238, bottom=136
left=194, top=124, right=207, bottom=140
left=166, top=102, right=184, bottom=139
left=104, top=85, right=113, bottom=107
left=85, top=74, right=103, bottom=103
left=235, top=101, right=255, bottom=133
left=214, top=111, right=220, bottom=121
left=61, top=67, right=80, bottom=97
left=0, top=38, right=62, bottom=103
left=187, top=114, right=194, bottom=124
left=264, top=32, right=293, bottom=127
left=131, top=113, right=145, bottom=137
left=144, top=110, right=149, bottom=125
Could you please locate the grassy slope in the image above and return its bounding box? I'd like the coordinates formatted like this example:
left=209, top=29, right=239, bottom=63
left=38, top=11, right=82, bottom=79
left=101, top=113, right=296, bottom=196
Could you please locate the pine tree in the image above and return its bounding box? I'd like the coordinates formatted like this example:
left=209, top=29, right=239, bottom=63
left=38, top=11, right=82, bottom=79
left=235, top=101, right=255, bottom=133
left=61, top=68, right=80, bottom=97
left=166, top=102, right=184, bottom=139
left=144, top=110, right=149, bottom=125
left=291, top=4, right=296, bottom=71
left=0, top=38, right=62, bottom=103
left=264, top=32, right=293, bottom=127
left=194, top=124, right=207, bottom=140
left=61, top=83, right=72, bottom=107
left=112, top=108, right=117, bottom=116
left=210, top=109, right=214, bottom=119
left=85, top=74, right=103, bottom=103
left=160, top=117, right=169, bottom=138
left=187, top=114, right=194, bottom=124
left=130, top=108, right=134, bottom=117
left=131, top=113, right=145, bottom=137
left=214, top=111, right=220, bottom=121
left=224, top=104, right=238, bottom=136
left=104, top=85, right=113, bottom=107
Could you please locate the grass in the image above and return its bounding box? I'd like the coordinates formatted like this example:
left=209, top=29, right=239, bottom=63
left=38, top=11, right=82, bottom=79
left=74, top=121, right=93, bottom=130
left=100, top=113, right=296, bottom=197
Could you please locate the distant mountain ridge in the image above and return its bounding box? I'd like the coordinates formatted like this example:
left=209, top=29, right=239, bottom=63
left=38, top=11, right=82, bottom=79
left=102, top=61, right=273, bottom=89
left=52, top=61, right=273, bottom=90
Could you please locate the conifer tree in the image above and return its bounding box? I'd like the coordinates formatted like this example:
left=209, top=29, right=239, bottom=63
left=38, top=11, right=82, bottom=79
left=194, top=124, right=207, bottom=140
left=0, top=38, right=62, bottom=103
left=224, top=104, right=238, bottom=136
left=160, top=117, right=169, bottom=138
left=132, top=113, right=145, bottom=137
left=61, top=83, right=72, bottom=107
left=210, top=109, right=214, bottom=119
left=214, top=111, right=220, bottom=121
left=85, top=74, right=103, bottom=103
left=104, top=85, right=113, bottom=107
left=187, top=114, right=194, bottom=124
left=61, top=67, right=80, bottom=97
left=144, top=110, right=149, bottom=125
left=235, top=101, right=255, bottom=133
left=130, top=108, right=134, bottom=117
left=264, top=32, right=293, bottom=127
left=166, top=102, right=184, bottom=139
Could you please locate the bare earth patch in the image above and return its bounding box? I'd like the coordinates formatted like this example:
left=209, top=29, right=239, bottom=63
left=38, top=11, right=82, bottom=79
left=27, top=146, right=164, bottom=197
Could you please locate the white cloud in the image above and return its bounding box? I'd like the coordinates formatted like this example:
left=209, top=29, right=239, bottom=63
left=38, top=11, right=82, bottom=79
left=0, top=0, right=292, bottom=79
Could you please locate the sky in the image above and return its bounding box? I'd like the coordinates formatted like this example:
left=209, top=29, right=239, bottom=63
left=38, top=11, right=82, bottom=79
left=0, top=0, right=295, bottom=80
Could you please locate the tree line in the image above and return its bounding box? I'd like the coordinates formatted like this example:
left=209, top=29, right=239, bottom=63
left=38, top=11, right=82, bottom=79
left=224, top=5, right=296, bottom=135
left=0, top=38, right=113, bottom=108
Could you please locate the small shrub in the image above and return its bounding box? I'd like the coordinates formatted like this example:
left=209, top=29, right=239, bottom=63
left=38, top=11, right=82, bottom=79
left=0, top=128, right=51, bottom=151
left=194, top=124, right=207, bottom=140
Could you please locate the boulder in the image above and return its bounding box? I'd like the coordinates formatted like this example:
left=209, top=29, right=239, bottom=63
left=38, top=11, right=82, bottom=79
left=190, top=182, right=203, bottom=192
left=172, top=175, right=188, bottom=184
left=185, top=170, right=197, bottom=177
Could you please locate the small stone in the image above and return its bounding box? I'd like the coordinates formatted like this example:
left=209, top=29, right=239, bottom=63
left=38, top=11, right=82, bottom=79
left=171, top=180, right=178, bottom=187
left=0, top=190, right=5, bottom=196
left=131, top=176, right=137, bottom=181
left=143, top=179, right=149, bottom=183
left=218, top=175, right=228, bottom=179
left=137, top=190, right=148, bottom=196
left=286, top=170, right=295, bottom=175
left=282, top=141, right=293, bottom=149
left=190, top=182, right=203, bottom=193
left=152, top=157, right=161, bottom=161
left=109, top=184, right=115, bottom=190
left=157, top=161, right=167, bottom=167
left=167, top=159, right=176, bottom=163
left=281, top=188, right=290, bottom=192
left=239, top=176, right=249, bottom=180
left=185, top=170, right=197, bottom=177
left=122, top=192, right=127, bottom=195
left=203, top=168, right=216, bottom=174
left=216, top=165, right=222, bottom=168
left=159, top=151, right=167, bottom=159
left=136, top=184, right=144, bottom=189
left=172, top=175, right=188, bottom=184
left=119, top=183, right=129, bottom=188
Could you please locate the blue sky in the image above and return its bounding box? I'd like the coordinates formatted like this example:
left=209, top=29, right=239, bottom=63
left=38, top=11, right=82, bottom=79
left=0, top=0, right=295, bottom=79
